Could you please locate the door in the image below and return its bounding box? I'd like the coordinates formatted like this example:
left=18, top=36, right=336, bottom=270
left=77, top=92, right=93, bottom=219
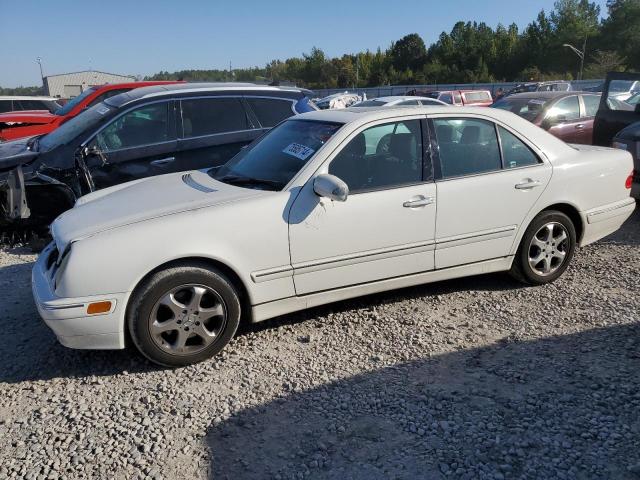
left=577, top=94, right=600, bottom=145
left=431, top=117, right=552, bottom=269
left=85, top=100, right=178, bottom=189
left=289, top=119, right=437, bottom=295
left=544, top=95, right=585, bottom=143
left=593, top=72, right=640, bottom=147
left=174, top=96, right=261, bottom=172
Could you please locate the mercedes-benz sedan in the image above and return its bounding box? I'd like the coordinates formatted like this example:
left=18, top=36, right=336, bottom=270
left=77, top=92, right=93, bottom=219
left=33, top=106, right=636, bottom=366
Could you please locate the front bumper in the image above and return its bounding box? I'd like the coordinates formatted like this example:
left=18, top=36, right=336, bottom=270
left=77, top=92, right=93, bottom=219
left=32, top=243, right=128, bottom=349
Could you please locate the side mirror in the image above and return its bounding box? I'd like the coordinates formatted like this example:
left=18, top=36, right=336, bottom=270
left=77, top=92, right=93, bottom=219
left=313, top=174, right=349, bottom=202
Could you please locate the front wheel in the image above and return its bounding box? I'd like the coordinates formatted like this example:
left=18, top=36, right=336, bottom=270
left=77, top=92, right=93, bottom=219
left=510, top=210, right=576, bottom=285
left=127, top=263, right=241, bottom=367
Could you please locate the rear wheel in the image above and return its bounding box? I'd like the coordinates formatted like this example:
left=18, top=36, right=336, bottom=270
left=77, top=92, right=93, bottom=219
left=128, top=263, right=241, bottom=367
left=510, top=211, right=576, bottom=285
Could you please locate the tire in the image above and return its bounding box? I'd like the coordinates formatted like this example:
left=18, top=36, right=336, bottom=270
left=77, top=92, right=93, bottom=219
left=127, top=263, right=241, bottom=367
left=510, top=210, right=576, bottom=285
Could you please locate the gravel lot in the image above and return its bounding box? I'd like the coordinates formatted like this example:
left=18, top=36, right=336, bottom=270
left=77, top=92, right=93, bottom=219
left=0, top=210, right=638, bottom=480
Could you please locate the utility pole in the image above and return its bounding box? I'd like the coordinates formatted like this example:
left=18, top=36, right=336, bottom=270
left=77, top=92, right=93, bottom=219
left=229, top=60, right=233, bottom=82
left=563, top=36, right=587, bottom=81
left=355, top=56, right=359, bottom=88
left=36, top=57, right=46, bottom=94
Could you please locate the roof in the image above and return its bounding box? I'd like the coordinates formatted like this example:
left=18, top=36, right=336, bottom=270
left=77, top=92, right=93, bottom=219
left=502, top=91, right=598, bottom=100
left=106, top=82, right=312, bottom=107
left=0, top=96, right=58, bottom=101
left=44, top=70, right=134, bottom=79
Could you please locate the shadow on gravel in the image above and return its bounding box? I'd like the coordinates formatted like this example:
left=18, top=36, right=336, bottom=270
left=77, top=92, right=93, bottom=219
left=0, top=261, right=161, bottom=384
left=206, top=323, right=640, bottom=480
left=601, top=208, right=640, bottom=247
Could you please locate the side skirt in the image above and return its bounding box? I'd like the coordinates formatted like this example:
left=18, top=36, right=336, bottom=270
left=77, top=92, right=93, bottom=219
left=251, top=256, right=514, bottom=323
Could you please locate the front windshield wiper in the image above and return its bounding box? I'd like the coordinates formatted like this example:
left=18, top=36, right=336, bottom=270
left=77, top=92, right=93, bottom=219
left=216, top=174, right=283, bottom=190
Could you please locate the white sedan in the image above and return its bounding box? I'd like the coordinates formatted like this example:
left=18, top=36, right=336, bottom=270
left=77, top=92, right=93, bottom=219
left=355, top=95, right=448, bottom=107
left=33, top=106, right=636, bottom=366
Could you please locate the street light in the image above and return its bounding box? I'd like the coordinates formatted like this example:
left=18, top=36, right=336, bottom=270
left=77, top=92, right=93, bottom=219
left=563, top=38, right=586, bottom=81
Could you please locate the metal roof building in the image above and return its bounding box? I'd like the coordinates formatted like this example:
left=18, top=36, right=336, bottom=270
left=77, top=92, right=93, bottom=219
left=44, top=70, right=135, bottom=98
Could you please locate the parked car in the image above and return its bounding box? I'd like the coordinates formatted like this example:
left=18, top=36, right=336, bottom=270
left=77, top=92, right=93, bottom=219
left=314, top=92, right=363, bottom=110
left=0, top=83, right=316, bottom=230
left=0, top=81, right=181, bottom=142
left=536, top=81, right=572, bottom=92
left=33, top=106, right=635, bottom=366
left=354, top=96, right=448, bottom=107
left=594, top=72, right=640, bottom=200
left=0, top=96, right=61, bottom=115
left=491, top=91, right=601, bottom=144
left=408, top=89, right=492, bottom=106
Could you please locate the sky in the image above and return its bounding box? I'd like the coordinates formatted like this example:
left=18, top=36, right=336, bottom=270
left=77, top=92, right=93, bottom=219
left=0, top=0, right=610, bottom=88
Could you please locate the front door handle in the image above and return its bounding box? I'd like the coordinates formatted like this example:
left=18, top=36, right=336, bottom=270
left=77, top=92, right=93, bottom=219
left=575, top=124, right=585, bottom=130
left=403, top=196, right=435, bottom=208
left=515, top=179, right=542, bottom=190
left=151, top=157, right=175, bottom=166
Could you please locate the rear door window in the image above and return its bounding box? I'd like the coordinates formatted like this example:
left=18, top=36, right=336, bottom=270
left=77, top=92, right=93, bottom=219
left=440, top=93, right=453, bottom=104
left=581, top=95, right=600, bottom=117
left=0, top=100, right=13, bottom=113
left=433, top=118, right=502, bottom=178
left=498, top=126, right=539, bottom=169
left=181, top=97, right=249, bottom=137
left=546, top=96, right=580, bottom=122
left=245, top=98, right=295, bottom=127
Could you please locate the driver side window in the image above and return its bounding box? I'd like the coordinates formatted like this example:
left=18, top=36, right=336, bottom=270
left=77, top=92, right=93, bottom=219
left=328, top=120, right=423, bottom=193
left=95, top=103, right=169, bottom=151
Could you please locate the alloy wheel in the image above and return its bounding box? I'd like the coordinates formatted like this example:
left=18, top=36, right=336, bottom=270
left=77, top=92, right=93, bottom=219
left=528, top=222, right=570, bottom=276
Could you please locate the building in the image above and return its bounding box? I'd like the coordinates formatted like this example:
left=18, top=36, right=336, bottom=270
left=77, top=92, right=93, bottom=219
left=44, top=70, right=135, bottom=98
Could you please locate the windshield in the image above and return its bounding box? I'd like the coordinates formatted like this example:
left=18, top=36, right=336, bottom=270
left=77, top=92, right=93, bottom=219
left=213, top=119, right=342, bottom=190
left=491, top=97, right=547, bottom=121
left=40, top=103, right=114, bottom=152
left=355, top=100, right=387, bottom=107
left=54, top=87, right=98, bottom=116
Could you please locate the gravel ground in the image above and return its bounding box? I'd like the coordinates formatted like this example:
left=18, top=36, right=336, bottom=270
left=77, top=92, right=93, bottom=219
left=0, top=210, right=639, bottom=480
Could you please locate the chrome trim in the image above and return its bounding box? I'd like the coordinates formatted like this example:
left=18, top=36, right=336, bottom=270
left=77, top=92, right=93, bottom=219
left=436, top=226, right=517, bottom=249
left=41, top=303, right=84, bottom=311
left=251, top=265, right=294, bottom=283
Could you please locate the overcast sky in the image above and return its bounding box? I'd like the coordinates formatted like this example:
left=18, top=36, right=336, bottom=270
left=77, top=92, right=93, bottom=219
left=0, top=0, right=609, bottom=88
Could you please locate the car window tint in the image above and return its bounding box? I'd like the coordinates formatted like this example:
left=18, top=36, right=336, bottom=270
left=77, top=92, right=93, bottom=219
left=582, top=95, right=600, bottom=117
left=434, top=118, right=501, bottom=178
left=246, top=98, right=294, bottom=127
left=96, top=103, right=169, bottom=151
left=329, top=120, right=423, bottom=193
left=0, top=100, right=13, bottom=113
left=440, top=93, right=453, bottom=104
left=498, top=126, right=539, bottom=169
left=398, top=100, right=420, bottom=106
left=546, top=96, right=580, bottom=122
left=15, top=100, right=47, bottom=110
left=181, top=98, right=248, bottom=137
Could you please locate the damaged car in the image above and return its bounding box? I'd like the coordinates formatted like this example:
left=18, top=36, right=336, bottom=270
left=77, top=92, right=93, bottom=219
left=0, top=81, right=181, bottom=143
left=0, top=83, right=316, bottom=231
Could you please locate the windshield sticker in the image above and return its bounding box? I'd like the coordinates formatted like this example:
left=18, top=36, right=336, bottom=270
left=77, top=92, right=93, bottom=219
left=96, top=106, right=110, bottom=115
left=283, top=143, right=315, bottom=161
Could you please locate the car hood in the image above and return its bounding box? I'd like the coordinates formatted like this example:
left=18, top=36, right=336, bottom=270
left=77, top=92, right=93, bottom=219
left=0, top=136, right=38, bottom=171
left=51, top=170, right=266, bottom=251
left=0, top=111, right=58, bottom=126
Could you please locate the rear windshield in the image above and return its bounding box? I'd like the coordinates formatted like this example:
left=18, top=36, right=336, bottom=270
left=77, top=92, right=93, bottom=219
left=491, top=97, right=547, bottom=121
left=54, top=87, right=98, bottom=116
left=213, top=119, right=342, bottom=189
left=355, top=100, right=387, bottom=107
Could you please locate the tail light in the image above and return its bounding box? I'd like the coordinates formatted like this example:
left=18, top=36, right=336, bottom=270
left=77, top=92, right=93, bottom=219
left=625, top=170, right=634, bottom=189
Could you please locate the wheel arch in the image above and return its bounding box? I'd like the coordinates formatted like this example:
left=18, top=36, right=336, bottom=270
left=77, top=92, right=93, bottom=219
left=539, top=202, right=584, bottom=244
left=124, top=256, right=253, bottom=346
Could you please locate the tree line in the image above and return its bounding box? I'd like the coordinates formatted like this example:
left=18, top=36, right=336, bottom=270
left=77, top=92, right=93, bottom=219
left=146, top=0, right=639, bottom=89
left=2, top=0, right=638, bottom=95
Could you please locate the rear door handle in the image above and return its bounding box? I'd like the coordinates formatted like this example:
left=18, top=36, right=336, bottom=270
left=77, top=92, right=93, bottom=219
left=403, top=196, right=435, bottom=208
left=151, top=157, right=175, bottom=166
left=515, top=179, right=542, bottom=190
left=575, top=124, right=585, bottom=130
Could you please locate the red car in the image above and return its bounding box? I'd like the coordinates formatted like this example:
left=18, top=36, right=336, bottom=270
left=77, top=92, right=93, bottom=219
left=408, top=89, right=493, bottom=106
left=0, top=81, right=181, bottom=142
